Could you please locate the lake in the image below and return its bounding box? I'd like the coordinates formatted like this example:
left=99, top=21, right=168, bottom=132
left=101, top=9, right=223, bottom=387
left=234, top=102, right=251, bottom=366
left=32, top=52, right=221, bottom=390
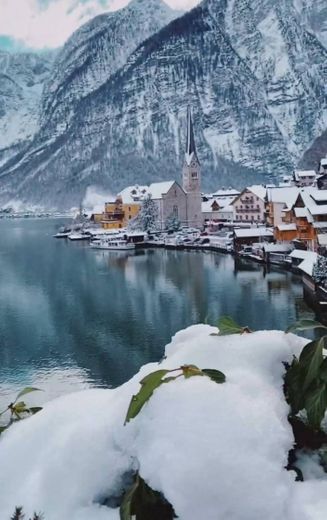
left=0, top=218, right=316, bottom=409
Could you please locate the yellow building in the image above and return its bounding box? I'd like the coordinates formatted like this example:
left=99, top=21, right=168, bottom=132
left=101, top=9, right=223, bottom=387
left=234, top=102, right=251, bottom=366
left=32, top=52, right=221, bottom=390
left=100, top=196, right=141, bottom=229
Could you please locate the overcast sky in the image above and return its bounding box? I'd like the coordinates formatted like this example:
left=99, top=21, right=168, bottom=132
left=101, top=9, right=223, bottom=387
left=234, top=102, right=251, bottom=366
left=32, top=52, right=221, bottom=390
left=0, top=0, right=200, bottom=51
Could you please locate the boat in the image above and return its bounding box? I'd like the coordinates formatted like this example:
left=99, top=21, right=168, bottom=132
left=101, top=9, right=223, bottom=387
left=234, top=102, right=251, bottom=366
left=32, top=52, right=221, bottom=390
left=53, top=226, right=71, bottom=238
left=90, top=238, right=135, bottom=250
left=54, top=231, right=70, bottom=238
left=68, top=231, right=91, bottom=241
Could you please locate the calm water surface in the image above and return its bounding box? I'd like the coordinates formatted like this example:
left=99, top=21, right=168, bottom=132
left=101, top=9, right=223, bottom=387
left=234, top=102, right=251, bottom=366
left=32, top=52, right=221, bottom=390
left=0, top=219, right=316, bottom=408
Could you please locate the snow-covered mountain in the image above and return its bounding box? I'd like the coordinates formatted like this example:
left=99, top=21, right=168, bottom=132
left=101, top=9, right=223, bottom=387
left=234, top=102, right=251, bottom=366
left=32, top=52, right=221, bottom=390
left=39, top=0, right=181, bottom=140
left=0, top=51, right=55, bottom=167
left=0, top=0, right=326, bottom=208
left=293, top=0, right=327, bottom=50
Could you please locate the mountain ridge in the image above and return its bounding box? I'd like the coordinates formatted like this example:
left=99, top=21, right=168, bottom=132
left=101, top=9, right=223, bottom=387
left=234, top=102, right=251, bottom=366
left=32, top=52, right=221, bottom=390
left=0, top=0, right=326, bottom=208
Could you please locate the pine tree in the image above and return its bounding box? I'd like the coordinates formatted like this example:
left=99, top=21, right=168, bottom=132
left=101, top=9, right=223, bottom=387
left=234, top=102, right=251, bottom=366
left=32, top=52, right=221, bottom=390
left=165, top=213, right=181, bottom=232
left=130, top=195, right=159, bottom=232
left=312, top=255, right=327, bottom=285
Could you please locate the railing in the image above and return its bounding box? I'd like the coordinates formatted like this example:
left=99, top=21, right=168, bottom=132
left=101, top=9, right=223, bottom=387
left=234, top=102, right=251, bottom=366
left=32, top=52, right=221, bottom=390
left=235, top=208, right=261, bottom=213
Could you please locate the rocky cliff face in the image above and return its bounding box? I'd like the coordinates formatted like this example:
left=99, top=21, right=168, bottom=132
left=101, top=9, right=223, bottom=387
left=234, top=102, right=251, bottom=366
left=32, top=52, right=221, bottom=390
left=0, top=51, right=55, bottom=166
left=0, top=0, right=326, bottom=209
left=39, top=0, right=181, bottom=141
left=293, top=0, right=327, bottom=50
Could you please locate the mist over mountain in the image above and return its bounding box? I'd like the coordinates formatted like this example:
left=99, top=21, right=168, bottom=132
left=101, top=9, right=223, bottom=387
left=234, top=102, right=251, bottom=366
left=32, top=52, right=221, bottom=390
left=0, top=0, right=326, bottom=209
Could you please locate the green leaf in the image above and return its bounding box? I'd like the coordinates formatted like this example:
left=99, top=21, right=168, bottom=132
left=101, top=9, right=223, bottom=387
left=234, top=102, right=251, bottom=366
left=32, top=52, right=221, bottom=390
left=120, top=474, right=177, bottom=520
left=305, top=382, right=327, bottom=430
left=12, top=402, right=29, bottom=414
left=120, top=475, right=140, bottom=520
left=284, top=357, right=305, bottom=414
left=181, top=365, right=203, bottom=378
left=124, top=370, right=170, bottom=424
left=202, top=369, right=226, bottom=384
left=29, top=407, right=43, bottom=415
left=286, top=319, right=327, bottom=334
left=14, top=387, right=42, bottom=403
left=217, top=316, right=244, bottom=335
left=0, top=425, right=7, bottom=435
left=299, top=338, right=325, bottom=391
left=217, top=316, right=252, bottom=336
left=319, top=358, right=327, bottom=383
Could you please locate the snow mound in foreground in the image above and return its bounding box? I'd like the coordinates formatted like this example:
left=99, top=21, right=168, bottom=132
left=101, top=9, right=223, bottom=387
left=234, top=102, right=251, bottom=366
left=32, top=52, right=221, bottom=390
left=0, top=325, right=326, bottom=520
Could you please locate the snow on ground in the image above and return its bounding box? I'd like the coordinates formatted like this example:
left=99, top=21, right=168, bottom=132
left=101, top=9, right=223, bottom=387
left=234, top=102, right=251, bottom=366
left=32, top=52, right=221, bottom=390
left=0, top=325, right=326, bottom=520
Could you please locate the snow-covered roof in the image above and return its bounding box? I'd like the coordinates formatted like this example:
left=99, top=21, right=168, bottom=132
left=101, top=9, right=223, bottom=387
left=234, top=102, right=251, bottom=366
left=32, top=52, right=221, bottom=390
left=308, top=206, right=327, bottom=216
left=298, top=254, right=318, bottom=276
left=317, top=234, right=327, bottom=246
left=294, top=208, right=308, bottom=218
left=276, top=224, right=297, bottom=231
left=218, top=205, right=233, bottom=214
left=294, top=169, right=316, bottom=178
left=148, top=181, right=176, bottom=199
left=234, top=227, right=273, bottom=238
left=247, top=185, right=267, bottom=200
left=263, top=243, right=293, bottom=253
left=289, top=250, right=317, bottom=261
left=313, top=222, right=327, bottom=229
left=202, top=199, right=220, bottom=213
left=309, top=191, right=327, bottom=203
left=267, top=187, right=299, bottom=209
left=118, top=185, right=149, bottom=204
left=320, top=158, right=327, bottom=167
left=211, top=189, right=240, bottom=198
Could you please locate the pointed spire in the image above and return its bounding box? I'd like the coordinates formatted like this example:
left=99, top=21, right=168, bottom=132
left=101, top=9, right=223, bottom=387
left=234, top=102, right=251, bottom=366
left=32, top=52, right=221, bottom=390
left=185, top=106, right=198, bottom=165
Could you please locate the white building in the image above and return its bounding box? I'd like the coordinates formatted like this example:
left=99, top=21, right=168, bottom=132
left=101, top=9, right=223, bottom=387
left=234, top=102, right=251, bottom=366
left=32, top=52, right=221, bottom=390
left=266, top=186, right=299, bottom=226
left=232, top=185, right=266, bottom=224
left=149, top=180, right=187, bottom=229
left=293, top=169, right=317, bottom=187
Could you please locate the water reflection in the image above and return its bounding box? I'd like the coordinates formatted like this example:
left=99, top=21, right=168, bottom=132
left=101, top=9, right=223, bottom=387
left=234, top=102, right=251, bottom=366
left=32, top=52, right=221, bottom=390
left=0, top=219, right=316, bottom=408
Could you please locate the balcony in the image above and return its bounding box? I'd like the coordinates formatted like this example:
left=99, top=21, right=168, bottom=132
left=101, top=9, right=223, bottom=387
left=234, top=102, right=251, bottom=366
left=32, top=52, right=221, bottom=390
left=235, top=208, right=261, bottom=213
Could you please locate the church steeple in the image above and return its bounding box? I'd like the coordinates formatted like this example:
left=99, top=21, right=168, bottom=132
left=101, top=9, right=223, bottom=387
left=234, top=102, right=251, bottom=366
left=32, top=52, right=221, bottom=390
left=182, top=107, right=202, bottom=228
left=182, top=107, right=201, bottom=193
left=185, top=106, right=199, bottom=166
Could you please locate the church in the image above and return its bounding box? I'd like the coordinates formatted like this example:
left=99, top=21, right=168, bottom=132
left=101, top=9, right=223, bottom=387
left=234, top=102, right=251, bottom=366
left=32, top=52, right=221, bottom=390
left=148, top=107, right=202, bottom=229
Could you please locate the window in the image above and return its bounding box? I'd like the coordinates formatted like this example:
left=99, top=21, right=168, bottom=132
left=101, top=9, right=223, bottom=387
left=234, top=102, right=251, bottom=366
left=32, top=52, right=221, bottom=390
left=173, top=205, right=178, bottom=218
left=246, top=215, right=248, bottom=220
left=192, top=172, right=198, bottom=179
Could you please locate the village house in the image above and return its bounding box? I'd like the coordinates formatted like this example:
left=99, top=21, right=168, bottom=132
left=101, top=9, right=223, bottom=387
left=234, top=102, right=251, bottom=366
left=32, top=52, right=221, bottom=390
left=201, top=188, right=238, bottom=227
left=233, top=227, right=274, bottom=252
left=317, top=157, right=327, bottom=190
left=274, top=188, right=327, bottom=250
left=92, top=186, right=148, bottom=230
left=293, top=169, right=317, bottom=187
left=266, top=186, right=299, bottom=227
left=232, top=185, right=266, bottom=224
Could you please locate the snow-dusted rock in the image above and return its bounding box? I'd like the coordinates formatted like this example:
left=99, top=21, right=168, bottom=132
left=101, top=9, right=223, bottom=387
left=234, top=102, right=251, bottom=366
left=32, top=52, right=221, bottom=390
left=2, top=325, right=326, bottom=520
left=0, top=50, right=55, bottom=163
